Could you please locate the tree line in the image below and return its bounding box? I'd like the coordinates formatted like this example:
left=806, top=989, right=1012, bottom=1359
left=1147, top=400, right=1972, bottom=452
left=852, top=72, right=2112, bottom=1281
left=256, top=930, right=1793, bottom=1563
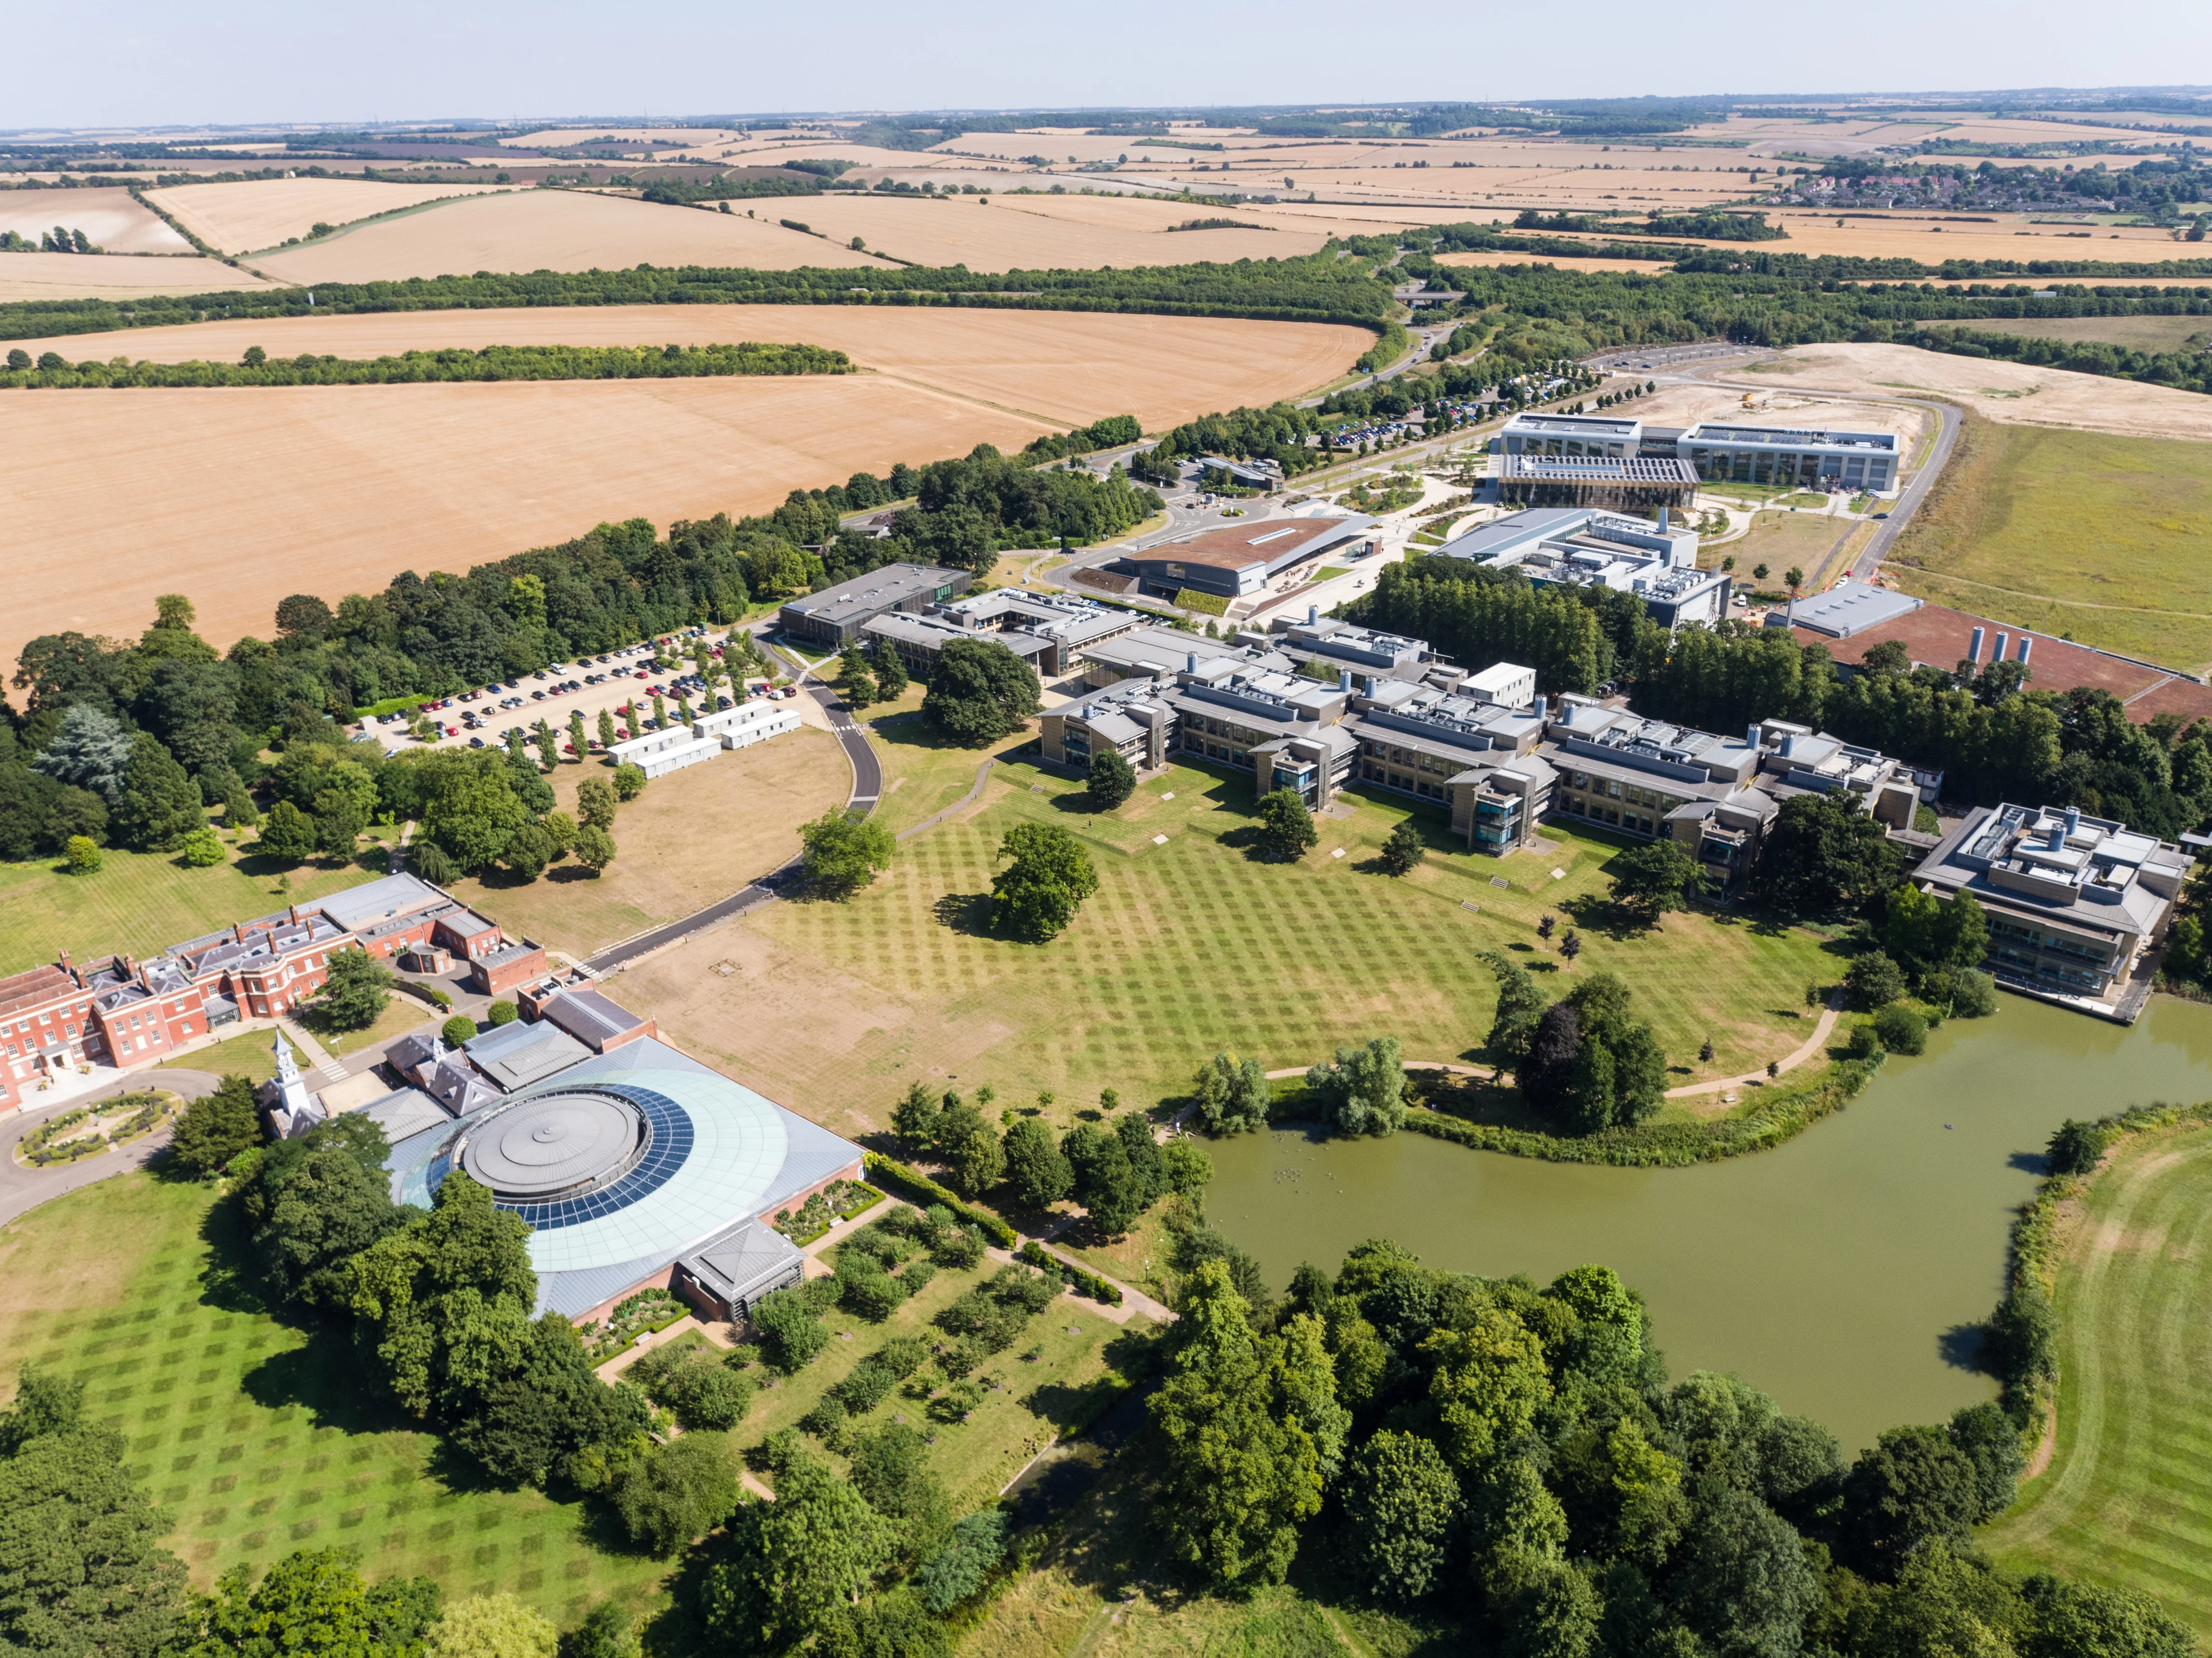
left=0, top=339, right=852, bottom=390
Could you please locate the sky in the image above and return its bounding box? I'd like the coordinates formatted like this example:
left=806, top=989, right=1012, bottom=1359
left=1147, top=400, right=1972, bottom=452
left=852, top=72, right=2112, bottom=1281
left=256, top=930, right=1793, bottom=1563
left=9, top=0, right=2211, bottom=131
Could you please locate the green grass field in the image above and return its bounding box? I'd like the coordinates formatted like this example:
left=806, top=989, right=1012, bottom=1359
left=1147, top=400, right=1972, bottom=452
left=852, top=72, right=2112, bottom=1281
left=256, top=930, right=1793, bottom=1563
left=0, top=842, right=380, bottom=979
left=637, top=748, right=1847, bottom=1152
left=1887, top=413, right=2212, bottom=674
left=1723, top=510, right=1854, bottom=580
left=1984, top=1124, right=2212, bottom=1636
left=157, top=1029, right=283, bottom=1083
left=0, top=1176, right=671, bottom=1627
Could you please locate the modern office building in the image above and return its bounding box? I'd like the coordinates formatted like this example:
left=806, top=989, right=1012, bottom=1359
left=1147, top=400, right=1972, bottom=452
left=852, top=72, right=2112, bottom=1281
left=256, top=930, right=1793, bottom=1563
left=1112, top=514, right=1377, bottom=601
left=1440, top=507, right=1731, bottom=629
left=1910, top=804, right=2193, bottom=1012
left=1495, top=452, right=1701, bottom=511
left=1269, top=609, right=1434, bottom=692
left=1677, top=421, right=1899, bottom=492
left=1500, top=412, right=1644, bottom=458
left=778, top=563, right=972, bottom=649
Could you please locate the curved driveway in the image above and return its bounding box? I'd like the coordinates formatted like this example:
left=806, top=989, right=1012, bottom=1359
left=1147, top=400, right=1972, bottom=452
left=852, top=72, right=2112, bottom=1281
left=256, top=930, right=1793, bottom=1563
left=0, top=1069, right=221, bottom=1231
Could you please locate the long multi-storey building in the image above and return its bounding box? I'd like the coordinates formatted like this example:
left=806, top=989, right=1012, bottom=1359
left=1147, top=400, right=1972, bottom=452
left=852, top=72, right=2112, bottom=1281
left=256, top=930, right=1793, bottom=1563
left=1, top=873, right=528, bottom=1111
left=1911, top=804, right=2193, bottom=1012
left=1440, top=506, right=1732, bottom=630
left=1498, top=412, right=1901, bottom=494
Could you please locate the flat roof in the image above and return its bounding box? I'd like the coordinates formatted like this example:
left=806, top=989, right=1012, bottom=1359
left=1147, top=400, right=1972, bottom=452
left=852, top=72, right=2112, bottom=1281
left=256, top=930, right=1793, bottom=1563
left=1681, top=422, right=1898, bottom=452
left=1143, top=515, right=1372, bottom=572
left=1499, top=455, right=1699, bottom=483
left=1779, top=581, right=1924, bottom=639
left=1504, top=413, right=1641, bottom=439
left=316, top=872, right=444, bottom=931
left=541, top=988, right=647, bottom=1050
left=779, top=563, right=966, bottom=625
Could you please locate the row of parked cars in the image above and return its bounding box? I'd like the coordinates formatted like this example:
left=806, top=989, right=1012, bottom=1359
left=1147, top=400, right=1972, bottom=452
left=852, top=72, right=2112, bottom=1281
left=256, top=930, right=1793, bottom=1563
left=366, top=635, right=723, bottom=745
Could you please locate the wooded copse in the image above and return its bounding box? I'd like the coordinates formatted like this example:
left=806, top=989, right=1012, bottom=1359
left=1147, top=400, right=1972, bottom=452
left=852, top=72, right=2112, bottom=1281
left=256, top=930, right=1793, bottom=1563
left=0, top=339, right=853, bottom=389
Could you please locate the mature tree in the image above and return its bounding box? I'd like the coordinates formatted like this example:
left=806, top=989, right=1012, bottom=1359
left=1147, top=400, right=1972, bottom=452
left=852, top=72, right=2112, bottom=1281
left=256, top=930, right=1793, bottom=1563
left=611, top=762, right=647, bottom=801
left=2018, top=1570, right=2200, bottom=1658
left=244, top=1118, right=407, bottom=1312
left=1946, top=1401, right=2025, bottom=1522
left=1254, top=786, right=1318, bottom=862
left=609, top=1434, right=743, bottom=1558
left=703, top=1448, right=892, bottom=1650
left=452, top=1315, right=640, bottom=1488
left=190, top=1547, right=440, bottom=1658
left=1378, top=818, right=1426, bottom=876
left=1607, top=837, right=1700, bottom=926
left=838, top=646, right=878, bottom=711
left=1520, top=1001, right=1582, bottom=1113
left=1147, top=1262, right=1330, bottom=1586
left=1163, top=1137, right=1214, bottom=1198
left=1086, top=747, right=1137, bottom=810
left=112, top=735, right=204, bottom=851
left=911, top=1510, right=1007, bottom=1615
left=1669, top=1478, right=1819, bottom=1658
left=1842, top=1423, right=1982, bottom=1575
left=30, top=705, right=134, bottom=801
left=1844, top=950, right=1908, bottom=1011
left=1061, top=1123, right=1143, bottom=1237
left=168, top=1073, right=262, bottom=1176
left=347, top=1174, right=537, bottom=1420
left=566, top=1601, right=641, bottom=1658
left=595, top=708, right=619, bottom=753
left=750, top=1288, right=830, bottom=1372
left=890, top=1081, right=942, bottom=1155
left=1001, top=1117, right=1073, bottom=1210
left=990, top=822, right=1097, bottom=942
left=307, top=947, right=393, bottom=1031
left=2045, top=1117, right=2109, bottom=1176
left=1758, top=793, right=1902, bottom=917
left=1193, top=1052, right=1270, bottom=1135
left=405, top=840, right=458, bottom=885
left=576, top=776, right=617, bottom=830
left=868, top=638, right=908, bottom=700
left=0, top=1364, right=85, bottom=1454
left=800, top=809, right=894, bottom=898
left=426, top=1594, right=557, bottom=1658
left=1480, top=952, right=1548, bottom=1076
left=1341, top=1430, right=1462, bottom=1604
left=922, top=638, right=1041, bottom=745
left=1304, top=1037, right=1406, bottom=1136
left=943, top=1113, right=1005, bottom=1198
left=0, top=1422, right=189, bottom=1658
left=572, top=823, right=617, bottom=873
left=1426, top=1306, right=1553, bottom=1475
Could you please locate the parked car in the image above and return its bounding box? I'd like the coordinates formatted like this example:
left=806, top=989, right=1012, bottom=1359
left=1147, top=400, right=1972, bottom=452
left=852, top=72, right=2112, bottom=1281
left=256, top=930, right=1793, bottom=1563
left=468, top=736, right=485, bottom=748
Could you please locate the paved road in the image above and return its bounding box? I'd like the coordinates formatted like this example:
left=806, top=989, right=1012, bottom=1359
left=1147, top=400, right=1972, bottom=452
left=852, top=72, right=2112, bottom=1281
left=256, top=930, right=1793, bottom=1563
left=0, top=1069, right=221, bottom=1231
left=581, top=632, right=880, bottom=975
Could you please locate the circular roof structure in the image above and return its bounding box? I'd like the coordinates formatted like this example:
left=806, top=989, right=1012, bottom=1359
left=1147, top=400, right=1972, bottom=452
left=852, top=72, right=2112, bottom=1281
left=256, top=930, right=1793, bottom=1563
left=461, top=1091, right=645, bottom=1200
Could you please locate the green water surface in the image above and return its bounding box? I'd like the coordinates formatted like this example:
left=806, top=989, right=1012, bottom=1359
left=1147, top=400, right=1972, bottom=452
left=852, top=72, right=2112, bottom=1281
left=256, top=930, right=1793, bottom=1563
left=1204, top=994, right=2212, bottom=1450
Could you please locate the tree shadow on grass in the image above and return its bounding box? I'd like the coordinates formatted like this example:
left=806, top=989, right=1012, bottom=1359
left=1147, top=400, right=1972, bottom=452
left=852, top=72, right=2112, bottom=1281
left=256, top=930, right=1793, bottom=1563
left=932, top=892, right=994, bottom=937
left=1559, top=890, right=1652, bottom=943
left=545, top=864, right=600, bottom=883
left=240, top=1330, right=419, bottom=1440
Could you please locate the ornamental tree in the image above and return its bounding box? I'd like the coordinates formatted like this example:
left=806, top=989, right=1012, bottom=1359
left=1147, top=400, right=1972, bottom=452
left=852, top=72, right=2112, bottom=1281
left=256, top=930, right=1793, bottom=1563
left=990, top=822, right=1097, bottom=942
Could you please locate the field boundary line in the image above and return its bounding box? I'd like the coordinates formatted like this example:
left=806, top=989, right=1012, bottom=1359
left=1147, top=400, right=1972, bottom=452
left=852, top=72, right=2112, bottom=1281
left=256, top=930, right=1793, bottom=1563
left=864, top=370, right=1075, bottom=431
left=1901, top=568, right=2212, bottom=620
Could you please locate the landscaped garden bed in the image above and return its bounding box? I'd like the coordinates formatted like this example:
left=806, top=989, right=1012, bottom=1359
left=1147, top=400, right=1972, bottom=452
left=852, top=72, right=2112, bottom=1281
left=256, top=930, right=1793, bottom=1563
left=13, top=1090, right=179, bottom=1167
left=580, top=1285, right=690, bottom=1361
left=772, top=1177, right=886, bottom=1245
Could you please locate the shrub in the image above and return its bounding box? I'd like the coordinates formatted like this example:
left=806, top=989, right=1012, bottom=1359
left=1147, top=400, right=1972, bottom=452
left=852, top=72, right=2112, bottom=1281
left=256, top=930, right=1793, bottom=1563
left=934, top=1227, right=986, bottom=1271
left=179, top=827, right=225, bottom=867
left=2046, top=1118, right=2109, bottom=1175
left=1949, top=968, right=1998, bottom=1018
left=486, top=999, right=519, bottom=1027
left=750, top=1288, right=829, bottom=1371
left=441, top=1015, right=478, bottom=1048
left=63, top=836, right=101, bottom=874
left=899, top=1260, right=936, bottom=1298
left=1871, top=1003, right=1928, bottom=1056
left=802, top=1395, right=853, bottom=1450
left=1845, top=951, right=1907, bottom=1011
left=1846, top=1021, right=1883, bottom=1061
left=876, top=1335, right=930, bottom=1378
left=835, top=1360, right=894, bottom=1414
left=838, top=1260, right=906, bottom=1322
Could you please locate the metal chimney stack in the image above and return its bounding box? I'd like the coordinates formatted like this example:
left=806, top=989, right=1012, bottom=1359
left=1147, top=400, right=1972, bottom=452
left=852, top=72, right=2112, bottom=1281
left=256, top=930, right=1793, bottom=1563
left=1185, top=653, right=1198, bottom=673
left=1307, top=604, right=1319, bottom=626
left=1747, top=723, right=1761, bottom=748
left=2017, top=636, right=2033, bottom=665
left=2065, top=805, right=2080, bottom=837
left=1993, top=632, right=2009, bottom=663
left=2048, top=821, right=2066, bottom=851
left=1968, top=627, right=1985, bottom=664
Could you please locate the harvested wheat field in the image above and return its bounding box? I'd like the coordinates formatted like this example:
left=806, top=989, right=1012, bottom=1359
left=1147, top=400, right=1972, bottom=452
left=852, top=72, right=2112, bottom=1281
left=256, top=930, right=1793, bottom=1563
left=1744, top=343, right=2212, bottom=443
left=246, top=188, right=895, bottom=284
left=0, top=307, right=1369, bottom=668
left=1438, top=248, right=1673, bottom=273
left=0, top=188, right=192, bottom=255
left=145, top=177, right=519, bottom=254
left=741, top=192, right=1326, bottom=270
left=0, top=253, right=277, bottom=303
left=0, top=304, right=1369, bottom=430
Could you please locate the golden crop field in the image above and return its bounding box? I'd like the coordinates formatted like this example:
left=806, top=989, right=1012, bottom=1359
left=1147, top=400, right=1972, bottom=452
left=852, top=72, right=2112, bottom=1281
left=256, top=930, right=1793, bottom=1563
left=0, top=306, right=1369, bottom=668
left=0, top=252, right=278, bottom=303
left=145, top=177, right=519, bottom=254
left=1437, top=248, right=1671, bottom=273
left=246, top=188, right=895, bottom=283
left=1747, top=342, right=2212, bottom=442
left=735, top=191, right=1326, bottom=270
left=0, top=187, right=191, bottom=254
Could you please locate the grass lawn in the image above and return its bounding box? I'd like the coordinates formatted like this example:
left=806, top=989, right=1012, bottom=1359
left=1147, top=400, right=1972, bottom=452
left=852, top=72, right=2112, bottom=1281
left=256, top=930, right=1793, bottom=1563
left=857, top=689, right=1027, bottom=838
left=305, top=996, right=438, bottom=1060
left=1726, top=510, right=1854, bottom=580
left=727, top=1249, right=1155, bottom=1513
left=1983, top=1123, right=2212, bottom=1636
left=618, top=752, right=1847, bottom=1153
left=0, top=1175, right=672, bottom=1627
left=443, top=728, right=850, bottom=959
left=157, top=1028, right=283, bottom=1084
left=1887, top=413, right=2212, bottom=675
left=0, top=842, right=381, bottom=979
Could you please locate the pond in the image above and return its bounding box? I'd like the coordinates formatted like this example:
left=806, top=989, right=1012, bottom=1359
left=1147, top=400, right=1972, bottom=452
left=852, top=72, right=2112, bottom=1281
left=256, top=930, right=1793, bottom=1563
left=1204, top=994, right=2212, bottom=1451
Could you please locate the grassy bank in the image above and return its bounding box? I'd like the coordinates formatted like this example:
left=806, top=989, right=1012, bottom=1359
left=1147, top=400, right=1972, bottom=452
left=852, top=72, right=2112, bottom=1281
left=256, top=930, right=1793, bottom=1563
left=1886, top=412, right=2212, bottom=675
left=1983, top=1105, right=2212, bottom=1635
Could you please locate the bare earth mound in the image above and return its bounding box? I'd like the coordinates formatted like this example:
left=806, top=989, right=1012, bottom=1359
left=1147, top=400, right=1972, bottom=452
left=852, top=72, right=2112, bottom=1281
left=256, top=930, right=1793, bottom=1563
left=0, top=308, right=1368, bottom=668
left=0, top=253, right=278, bottom=303
left=1753, top=342, right=2212, bottom=443
left=0, top=188, right=192, bottom=255
left=145, top=177, right=518, bottom=254
left=247, top=189, right=895, bottom=283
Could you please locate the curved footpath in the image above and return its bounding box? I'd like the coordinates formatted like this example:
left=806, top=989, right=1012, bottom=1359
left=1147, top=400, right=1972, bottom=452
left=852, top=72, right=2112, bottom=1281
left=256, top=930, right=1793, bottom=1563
left=0, top=1069, right=220, bottom=1231
left=583, top=631, right=880, bottom=974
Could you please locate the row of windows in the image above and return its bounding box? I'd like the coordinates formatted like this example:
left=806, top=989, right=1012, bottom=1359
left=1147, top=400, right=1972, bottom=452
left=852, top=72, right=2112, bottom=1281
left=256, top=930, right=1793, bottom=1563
left=1363, top=762, right=1445, bottom=800
left=1564, top=770, right=1682, bottom=814
left=1986, top=917, right=2113, bottom=965
left=1362, top=740, right=1458, bottom=778
left=1558, top=796, right=1659, bottom=836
